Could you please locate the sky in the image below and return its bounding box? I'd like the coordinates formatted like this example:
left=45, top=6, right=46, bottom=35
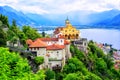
left=0, top=0, right=120, bottom=14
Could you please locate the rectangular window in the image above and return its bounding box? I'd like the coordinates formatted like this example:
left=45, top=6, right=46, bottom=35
left=37, top=48, right=39, bottom=50
left=61, top=40, right=62, bottom=42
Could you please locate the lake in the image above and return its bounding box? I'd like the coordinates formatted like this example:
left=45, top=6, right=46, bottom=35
left=41, top=29, right=120, bottom=50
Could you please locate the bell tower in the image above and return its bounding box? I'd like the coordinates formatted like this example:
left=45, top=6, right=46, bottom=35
left=65, top=17, right=72, bottom=28
left=65, top=17, right=70, bottom=24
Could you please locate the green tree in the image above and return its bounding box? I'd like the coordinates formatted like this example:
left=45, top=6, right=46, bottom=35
left=42, top=31, right=45, bottom=37
left=63, top=58, right=87, bottom=74
left=10, top=20, right=19, bottom=35
left=64, top=72, right=85, bottom=80
left=0, top=47, right=45, bottom=80
left=45, top=69, right=55, bottom=80
left=0, top=21, right=3, bottom=28
left=22, top=26, right=42, bottom=40
left=85, top=72, right=102, bottom=80
left=12, top=19, right=17, bottom=27
left=17, top=31, right=27, bottom=45
left=34, top=56, right=44, bottom=65
left=0, top=14, right=9, bottom=28
left=0, top=28, right=7, bottom=46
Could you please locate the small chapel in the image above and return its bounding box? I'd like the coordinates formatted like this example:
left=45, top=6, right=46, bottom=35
left=54, top=18, right=80, bottom=40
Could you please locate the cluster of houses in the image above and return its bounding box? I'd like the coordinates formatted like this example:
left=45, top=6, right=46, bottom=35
left=113, top=50, right=120, bottom=69
left=96, top=43, right=120, bottom=70
left=96, top=43, right=112, bottom=54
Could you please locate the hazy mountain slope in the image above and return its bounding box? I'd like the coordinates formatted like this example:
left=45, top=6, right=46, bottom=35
left=0, top=6, right=35, bottom=26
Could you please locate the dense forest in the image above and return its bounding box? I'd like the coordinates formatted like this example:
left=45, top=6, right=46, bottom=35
left=0, top=14, right=120, bottom=80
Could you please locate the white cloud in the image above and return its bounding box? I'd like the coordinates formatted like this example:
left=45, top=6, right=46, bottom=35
left=0, top=0, right=120, bottom=14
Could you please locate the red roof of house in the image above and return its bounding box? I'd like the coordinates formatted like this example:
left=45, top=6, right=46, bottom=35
left=47, top=44, right=65, bottom=50
left=29, top=39, right=47, bottom=48
left=54, top=27, right=64, bottom=34
left=39, top=38, right=58, bottom=41
left=26, top=39, right=33, bottom=45
left=54, top=30, right=60, bottom=34
left=64, top=40, right=70, bottom=45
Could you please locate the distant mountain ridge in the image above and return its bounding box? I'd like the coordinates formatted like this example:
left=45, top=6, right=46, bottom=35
left=0, top=6, right=35, bottom=26
left=0, top=5, right=120, bottom=27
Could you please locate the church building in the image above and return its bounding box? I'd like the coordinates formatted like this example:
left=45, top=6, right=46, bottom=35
left=54, top=18, right=80, bottom=40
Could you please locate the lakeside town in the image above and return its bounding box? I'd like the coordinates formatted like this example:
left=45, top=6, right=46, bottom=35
left=1, top=0, right=120, bottom=79
left=0, top=12, right=120, bottom=79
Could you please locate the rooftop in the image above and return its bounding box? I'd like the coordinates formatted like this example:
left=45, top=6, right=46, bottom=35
left=26, top=39, right=33, bottom=45
left=29, top=39, right=47, bottom=48
left=38, top=38, right=58, bottom=41
left=47, top=44, right=65, bottom=50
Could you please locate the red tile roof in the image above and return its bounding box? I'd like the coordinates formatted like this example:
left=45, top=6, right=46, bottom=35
left=54, top=30, right=60, bottom=34
left=47, top=44, right=65, bottom=50
left=38, top=38, right=58, bottom=41
left=64, top=40, right=70, bottom=45
left=29, top=39, right=47, bottom=48
left=54, top=27, right=64, bottom=34
left=26, top=39, right=33, bottom=45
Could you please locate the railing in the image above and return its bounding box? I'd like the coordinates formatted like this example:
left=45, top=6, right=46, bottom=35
left=7, top=46, right=35, bottom=57
left=49, top=58, right=62, bottom=61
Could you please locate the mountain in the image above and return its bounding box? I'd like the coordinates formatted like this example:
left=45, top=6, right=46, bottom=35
left=87, top=9, right=120, bottom=25
left=0, top=5, right=120, bottom=27
left=108, top=14, right=120, bottom=26
left=25, top=13, right=52, bottom=26
left=96, top=12, right=120, bottom=27
left=0, top=6, right=35, bottom=26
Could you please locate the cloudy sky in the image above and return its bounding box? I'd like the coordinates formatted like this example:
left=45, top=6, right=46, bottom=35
left=0, top=0, right=120, bottom=14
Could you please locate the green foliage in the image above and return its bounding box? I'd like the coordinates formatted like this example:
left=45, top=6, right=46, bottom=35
left=34, top=56, right=44, bottom=65
left=85, top=72, right=102, bottom=80
left=0, top=28, right=7, bottom=46
left=0, top=47, right=45, bottom=80
left=70, top=45, right=75, bottom=55
left=70, top=45, right=86, bottom=62
left=63, top=73, right=81, bottom=80
left=22, top=26, right=42, bottom=40
left=6, top=20, right=27, bottom=46
left=0, top=14, right=9, bottom=28
left=95, top=58, right=107, bottom=75
left=55, top=72, right=64, bottom=80
left=45, top=69, right=55, bottom=80
left=12, top=19, right=17, bottom=27
left=42, top=31, right=45, bottom=37
left=65, top=41, right=120, bottom=80
left=63, top=58, right=87, bottom=74
left=17, top=31, right=27, bottom=45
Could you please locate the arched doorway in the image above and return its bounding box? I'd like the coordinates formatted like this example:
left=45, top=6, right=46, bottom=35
left=65, top=34, right=67, bottom=39
left=68, top=34, right=71, bottom=39
left=72, top=34, right=75, bottom=39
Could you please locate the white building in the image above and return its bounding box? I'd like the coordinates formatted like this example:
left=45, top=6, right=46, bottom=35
left=26, top=35, right=71, bottom=70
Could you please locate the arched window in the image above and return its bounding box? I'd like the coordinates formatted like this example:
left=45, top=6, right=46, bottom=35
left=76, top=34, right=78, bottom=36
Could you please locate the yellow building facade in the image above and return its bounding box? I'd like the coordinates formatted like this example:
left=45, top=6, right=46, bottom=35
left=54, top=18, right=80, bottom=40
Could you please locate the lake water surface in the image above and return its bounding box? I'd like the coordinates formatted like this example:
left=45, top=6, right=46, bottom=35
left=43, top=29, right=120, bottom=50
